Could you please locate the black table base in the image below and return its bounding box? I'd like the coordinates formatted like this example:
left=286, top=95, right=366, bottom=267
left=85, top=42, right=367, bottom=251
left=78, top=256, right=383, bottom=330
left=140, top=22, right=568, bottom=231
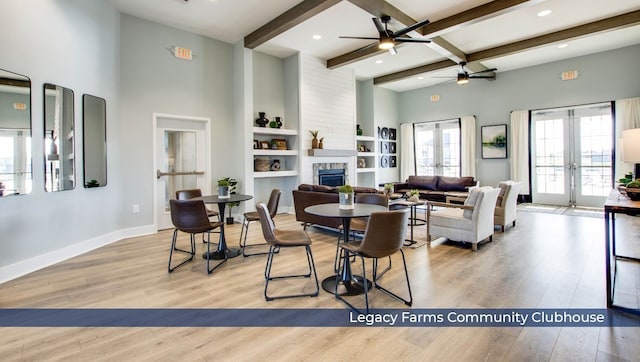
left=202, top=248, right=242, bottom=260
left=321, top=275, right=372, bottom=296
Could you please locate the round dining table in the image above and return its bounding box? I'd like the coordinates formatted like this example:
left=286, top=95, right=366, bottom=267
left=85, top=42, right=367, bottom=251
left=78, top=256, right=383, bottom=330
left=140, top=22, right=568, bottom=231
left=195, top=194, right=253, bottom=260
left=304, top=203, right=388, bottom=296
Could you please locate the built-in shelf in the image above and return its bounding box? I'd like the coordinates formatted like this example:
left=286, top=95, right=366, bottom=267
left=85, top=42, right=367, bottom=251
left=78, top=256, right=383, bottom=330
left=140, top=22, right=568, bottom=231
left=253, top=149, right=298, bottom=156
left=253, top=127, right=297, bottom=136
left=357, top=152, right=375, bottom=157
left=307, top=149, right=357, bottom=157
left=356, top=135, right=376, bottom=141
left=356, top=167, right=375, bottom=173
left=254, top=170, right=298, bottom=178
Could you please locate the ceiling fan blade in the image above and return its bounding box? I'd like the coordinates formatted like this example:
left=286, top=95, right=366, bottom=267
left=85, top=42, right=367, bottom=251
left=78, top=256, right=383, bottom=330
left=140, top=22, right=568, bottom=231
left=372, top=17, right=385, bottom=34
left=394, top=18, right=430, bottom=37
left=394, top=38, right=431, bottom=43
left=468, top=75, right=496, bottom=79
left=469, top=68, right=497, bottom=75
left=339, top=36, right=380, bottom=40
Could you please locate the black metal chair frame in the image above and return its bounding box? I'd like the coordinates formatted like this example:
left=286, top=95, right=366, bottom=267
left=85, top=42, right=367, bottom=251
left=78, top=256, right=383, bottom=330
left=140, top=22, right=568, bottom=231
left=335, top=211, right=413, bottom=314
left=239, top=189, right=281, bottom=257
left=168, top=199, right=225, bottom=274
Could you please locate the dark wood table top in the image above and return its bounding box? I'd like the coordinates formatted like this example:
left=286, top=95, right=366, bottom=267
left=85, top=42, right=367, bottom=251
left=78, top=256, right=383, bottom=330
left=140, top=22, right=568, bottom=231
left=604, top=189, right=640, bottom=213
left=196, top=194, right=253, bottom=204
left=305, top=203, right=388, bottom=218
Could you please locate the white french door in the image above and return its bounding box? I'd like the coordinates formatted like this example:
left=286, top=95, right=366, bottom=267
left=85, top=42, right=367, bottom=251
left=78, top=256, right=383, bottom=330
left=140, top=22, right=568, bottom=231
left=414, top=119, right=460, bottom=176
left=531, top=103, right=613, bottom=207
left=153, top=114, right=211, bottom=231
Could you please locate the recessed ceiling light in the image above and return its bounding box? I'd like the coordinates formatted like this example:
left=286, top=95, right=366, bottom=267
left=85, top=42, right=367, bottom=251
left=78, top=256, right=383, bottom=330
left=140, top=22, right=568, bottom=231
left=417, top=76, right=424, bottom=80
left=557, top=43, right=568, bottom=49
left=537, top=9, right=552, bottom=17
left=375, top=60, right=383, bottom=64
left=312, top=34, right=322, bottom=40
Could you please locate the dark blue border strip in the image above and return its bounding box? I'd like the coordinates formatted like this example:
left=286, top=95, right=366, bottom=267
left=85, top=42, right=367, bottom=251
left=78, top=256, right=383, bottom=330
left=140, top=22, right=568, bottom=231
left=0, top=308, right=637, bottom=327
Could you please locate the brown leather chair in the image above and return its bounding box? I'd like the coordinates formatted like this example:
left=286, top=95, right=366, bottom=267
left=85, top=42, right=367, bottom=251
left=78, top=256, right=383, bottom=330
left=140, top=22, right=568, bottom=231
left=335, top=193, right=389, bottom=272
left=169, top=199, right=224, bottom=274
left=176, top=189, right=220, bottom=220
left=336, top=209, right=412, bottom=313
left=239, top=189, right=281, bottom=257
left=256, top=202, right=319, bottom=301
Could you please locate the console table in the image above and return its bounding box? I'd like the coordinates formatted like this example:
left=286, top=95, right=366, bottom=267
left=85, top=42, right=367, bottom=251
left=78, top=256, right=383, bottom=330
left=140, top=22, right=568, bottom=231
left=604, top=189, right=640, bottom=314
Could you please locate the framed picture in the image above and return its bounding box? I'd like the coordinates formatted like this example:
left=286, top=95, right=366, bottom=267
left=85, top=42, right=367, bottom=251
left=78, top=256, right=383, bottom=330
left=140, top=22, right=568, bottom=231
left=253, top=140, right=259, bottom=149
left=389, top=156, right=397, bottom=168
left=389, top=128, right=397, bottom=140
left=389, top=142, right=396, bottom=154
left=379, top=127, right=389, bottom=139
left=380, top=141, right=389, bottom=154
left=380, top=155, right=389, bottom=168
left=481, top=124, right=507, bottom=159
left=260, top=141, right=270, bottom=149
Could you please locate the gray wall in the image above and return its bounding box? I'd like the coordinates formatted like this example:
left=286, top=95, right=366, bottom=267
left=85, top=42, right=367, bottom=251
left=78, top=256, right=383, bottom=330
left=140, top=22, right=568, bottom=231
left=118, top=14, right=237, bottom=228
left=399, top=44, right=640, bottom=188
left=0, top=0, right=121, bottom=269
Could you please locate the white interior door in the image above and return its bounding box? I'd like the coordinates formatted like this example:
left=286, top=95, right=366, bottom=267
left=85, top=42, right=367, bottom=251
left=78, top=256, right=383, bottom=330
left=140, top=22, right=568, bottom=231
left=154, top=114, right=210, bottom=231
left=532, top=103, right=612, bottom=207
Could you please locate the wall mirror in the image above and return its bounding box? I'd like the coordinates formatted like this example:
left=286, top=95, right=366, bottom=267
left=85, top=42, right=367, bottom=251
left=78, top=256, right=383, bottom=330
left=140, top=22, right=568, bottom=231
left=44, top=83, right=75, bottom=192
left=0, top=69, right=32, bottom=197
left=82, top=94, right=107, bottom=188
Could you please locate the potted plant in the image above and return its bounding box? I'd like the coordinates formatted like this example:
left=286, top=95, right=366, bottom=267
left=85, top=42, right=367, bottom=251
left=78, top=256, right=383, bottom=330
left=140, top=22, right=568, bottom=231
left=338, top=184, right=354, bottom=210
left=406, top=189, right=420, bottom=203
left=217, top=178, right=231, bottom=198
left=625, top=179, right=640, bottom=201
left=383, top=183, right=393, bottom=196
left=218, top=177, right=239, bottom=223
left=309, top=130, right=319, bottom=149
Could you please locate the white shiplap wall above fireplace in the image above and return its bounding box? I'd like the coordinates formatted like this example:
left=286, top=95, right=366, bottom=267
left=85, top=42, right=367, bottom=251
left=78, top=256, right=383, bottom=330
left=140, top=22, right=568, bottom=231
left=299, top=54, right=357, bottom=185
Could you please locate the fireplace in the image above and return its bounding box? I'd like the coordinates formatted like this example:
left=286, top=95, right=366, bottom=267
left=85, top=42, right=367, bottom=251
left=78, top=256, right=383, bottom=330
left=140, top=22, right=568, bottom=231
left=312, top=162, right=349, bottom=186
left=318, top=169, right=345, bottom=187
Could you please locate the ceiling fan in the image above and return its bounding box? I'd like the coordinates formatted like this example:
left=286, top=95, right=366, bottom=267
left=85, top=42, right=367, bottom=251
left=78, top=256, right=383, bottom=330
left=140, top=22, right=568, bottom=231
left=339, top=15, right=431, bottom=54
left=436, top=62, right=497, bottom=85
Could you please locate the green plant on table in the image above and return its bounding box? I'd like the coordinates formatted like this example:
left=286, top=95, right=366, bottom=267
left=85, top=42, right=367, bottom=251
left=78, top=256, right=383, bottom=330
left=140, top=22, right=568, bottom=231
left=338, top=184, right=353, bottom=194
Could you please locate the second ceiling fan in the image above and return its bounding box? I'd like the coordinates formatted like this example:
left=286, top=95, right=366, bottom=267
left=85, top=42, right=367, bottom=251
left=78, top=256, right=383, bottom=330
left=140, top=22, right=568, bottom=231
left=339, top=15, right=431, bottom=54
left=436, top=62, right=497, bottom=85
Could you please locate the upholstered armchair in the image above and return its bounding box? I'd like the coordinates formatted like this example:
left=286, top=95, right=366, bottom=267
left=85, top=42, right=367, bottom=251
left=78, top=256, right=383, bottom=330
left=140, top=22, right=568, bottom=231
left=427, top=186, right=500, bottom=251
left=494, top=181, right=522, bottom=232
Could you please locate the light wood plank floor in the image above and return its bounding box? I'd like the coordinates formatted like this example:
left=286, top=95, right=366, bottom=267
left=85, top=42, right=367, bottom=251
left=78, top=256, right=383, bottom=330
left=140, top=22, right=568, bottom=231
left=0, top=211, right=639, bottom=361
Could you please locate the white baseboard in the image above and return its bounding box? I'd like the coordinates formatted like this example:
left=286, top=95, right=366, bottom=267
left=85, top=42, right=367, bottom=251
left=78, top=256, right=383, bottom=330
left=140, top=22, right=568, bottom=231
left=0, top=224, right=156, bottom=285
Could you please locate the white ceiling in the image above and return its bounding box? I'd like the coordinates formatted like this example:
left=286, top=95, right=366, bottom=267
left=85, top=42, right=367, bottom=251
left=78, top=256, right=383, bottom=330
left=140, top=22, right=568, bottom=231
left=107, top=0, right=640, bottom=92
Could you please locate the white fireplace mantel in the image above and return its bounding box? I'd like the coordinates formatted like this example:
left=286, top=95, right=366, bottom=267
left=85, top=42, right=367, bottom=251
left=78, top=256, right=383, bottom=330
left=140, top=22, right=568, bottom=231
left=307, top=149, right=357, bottom=157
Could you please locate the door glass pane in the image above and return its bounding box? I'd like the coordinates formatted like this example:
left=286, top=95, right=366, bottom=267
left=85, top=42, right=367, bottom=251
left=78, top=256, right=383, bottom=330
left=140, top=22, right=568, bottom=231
left=414, top=123, right=435, bottom=175
left=579, top=114, right=612, bottom=196
left=535, top=118, right=564, bottom=194
left=441, top=124, right=460, bottom=177
left=163, top=130, right=198, bottom=211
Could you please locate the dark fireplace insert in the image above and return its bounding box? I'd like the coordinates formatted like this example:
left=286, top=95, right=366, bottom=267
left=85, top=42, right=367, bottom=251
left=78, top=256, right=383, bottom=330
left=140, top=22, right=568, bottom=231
left=318, top=169, right=345, bottom=187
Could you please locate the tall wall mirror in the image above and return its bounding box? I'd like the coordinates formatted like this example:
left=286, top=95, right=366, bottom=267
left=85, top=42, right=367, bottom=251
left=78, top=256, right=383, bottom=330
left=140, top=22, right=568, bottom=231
left=44, top=83, right=75, bottom=192
left=0, top=69, right=32, bottom=197
left=82, top=94, right=107, bottom=188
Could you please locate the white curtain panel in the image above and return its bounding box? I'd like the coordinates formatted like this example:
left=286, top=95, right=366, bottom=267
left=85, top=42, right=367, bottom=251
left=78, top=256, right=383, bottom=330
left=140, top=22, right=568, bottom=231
left=460, top=116, right=476, bottom=178
left=615, top=97, right=640, bottom=178
left=400, top=123, right=415, bottom=181
left=510, top=110, right=530, bottom=194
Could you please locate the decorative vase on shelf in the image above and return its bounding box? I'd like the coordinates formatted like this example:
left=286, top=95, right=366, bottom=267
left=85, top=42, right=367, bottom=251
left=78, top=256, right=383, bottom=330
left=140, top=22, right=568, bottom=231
left=256, top=112, right=269, bottom=127
left=269, top=116, right=283, bottom=129
left=311, top=137, right=318, bottom=149
left=318, top=138, right=324, bottom=149
left=357, top=124, right=363, bottom=136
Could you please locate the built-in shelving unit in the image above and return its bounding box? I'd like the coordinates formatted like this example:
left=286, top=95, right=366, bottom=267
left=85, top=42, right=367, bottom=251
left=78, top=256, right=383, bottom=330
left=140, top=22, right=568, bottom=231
left=252, top=127, right=298, bottom=177
left=356, top=135, right=377, bottom=186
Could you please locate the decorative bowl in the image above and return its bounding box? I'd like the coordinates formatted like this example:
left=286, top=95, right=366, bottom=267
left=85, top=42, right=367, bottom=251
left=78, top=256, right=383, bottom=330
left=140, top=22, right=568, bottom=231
left=626, top=187, right=640, bottom=201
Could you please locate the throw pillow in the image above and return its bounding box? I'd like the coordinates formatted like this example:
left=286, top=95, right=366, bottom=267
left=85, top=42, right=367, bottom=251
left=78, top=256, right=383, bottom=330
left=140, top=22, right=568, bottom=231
left=463, top=188, right=482, bottom=219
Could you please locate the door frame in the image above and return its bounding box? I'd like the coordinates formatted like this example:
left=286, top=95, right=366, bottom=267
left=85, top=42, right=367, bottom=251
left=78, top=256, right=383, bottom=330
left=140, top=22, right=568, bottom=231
left=152, top=112, right=211, bottom=232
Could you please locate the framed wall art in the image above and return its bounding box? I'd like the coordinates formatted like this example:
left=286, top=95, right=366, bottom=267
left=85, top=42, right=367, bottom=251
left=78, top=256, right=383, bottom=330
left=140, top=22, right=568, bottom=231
left=481, top=124, right=507, bottom=159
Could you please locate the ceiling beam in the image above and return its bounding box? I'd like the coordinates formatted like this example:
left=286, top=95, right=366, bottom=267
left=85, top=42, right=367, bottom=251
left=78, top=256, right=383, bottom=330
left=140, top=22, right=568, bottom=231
left=244, top=0, right=341, bottom=49
left=347, top=0, right=417, bottom=26
left=328, top=0, right=538, bottom=69
left=467, top=9, right=640, bottom=62
left=374, top=9, right=640, bottom=85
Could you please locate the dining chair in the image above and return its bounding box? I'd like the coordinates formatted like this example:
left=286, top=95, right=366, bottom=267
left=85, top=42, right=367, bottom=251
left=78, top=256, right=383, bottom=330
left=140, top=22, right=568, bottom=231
left=176, top=189, right=220, bottom=220
left=494, top=181, right=522, bottom=232
left=168, top=199, right=225, bottom=274
left=239, top=189, right=281, bottom=257
left=256, top=202, right=319, bottom=301
left=335, top=209, right=412, bottom=313
left=335, top=193, right=389, bottom=272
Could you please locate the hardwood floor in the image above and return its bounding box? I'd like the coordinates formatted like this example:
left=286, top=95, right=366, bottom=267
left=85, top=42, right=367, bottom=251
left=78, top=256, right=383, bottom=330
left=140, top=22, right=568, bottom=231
left=0, top=211, right=639, bottom=361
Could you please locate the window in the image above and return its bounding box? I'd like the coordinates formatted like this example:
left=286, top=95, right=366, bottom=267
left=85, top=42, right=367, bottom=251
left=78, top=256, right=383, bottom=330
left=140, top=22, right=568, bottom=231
left=414, top=119, right=460, bottom=176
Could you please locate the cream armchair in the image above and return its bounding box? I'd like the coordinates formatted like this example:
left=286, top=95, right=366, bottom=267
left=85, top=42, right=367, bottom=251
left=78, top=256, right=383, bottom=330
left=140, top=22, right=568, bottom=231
left=427, top=186, right=500, bottom=251
left=494, top=181, right=522, bottom=232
